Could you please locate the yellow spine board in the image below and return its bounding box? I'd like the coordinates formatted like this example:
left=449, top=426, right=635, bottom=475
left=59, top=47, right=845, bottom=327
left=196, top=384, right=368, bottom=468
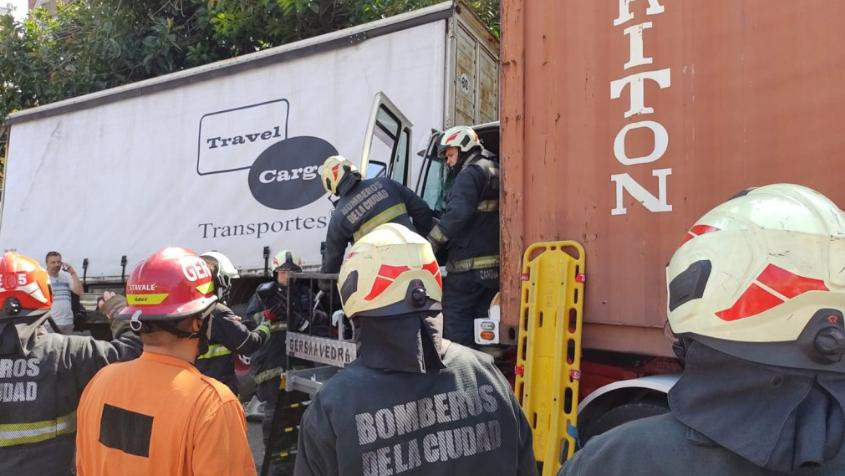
left=514, top=241, right=585, bottom=475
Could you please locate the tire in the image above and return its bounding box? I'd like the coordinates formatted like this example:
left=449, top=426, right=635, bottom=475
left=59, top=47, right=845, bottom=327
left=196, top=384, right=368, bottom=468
left=579, top=399, right=669, bottom=444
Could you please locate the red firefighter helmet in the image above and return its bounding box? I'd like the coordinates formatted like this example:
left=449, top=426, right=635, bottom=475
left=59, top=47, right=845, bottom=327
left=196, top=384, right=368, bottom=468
left=117, top=247, right=217, bottom=322
left=0, top=251, right=52, bottom=319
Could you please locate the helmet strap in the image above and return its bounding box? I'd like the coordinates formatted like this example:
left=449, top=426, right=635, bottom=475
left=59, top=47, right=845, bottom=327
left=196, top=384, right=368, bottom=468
left=132, top=310, right=211, bottom=353
left=129, top=310, right=143, bottom=332
left=143, top=318, right=195, bottom=339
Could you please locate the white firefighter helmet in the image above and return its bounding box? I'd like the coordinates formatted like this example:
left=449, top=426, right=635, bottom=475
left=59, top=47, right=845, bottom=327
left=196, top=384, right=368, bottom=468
left=439, top=125, right=481, bottom=155
left=200, top=251, right=239, bottom=300
left=272, top=249, right=302, bottom=272
left=337, top=223, right=442, bottom=319
left=666, top=184, right=845, bottom=370
left=200, top=251, right=240, bottom=279
left=319, top=155, right=358, bottom=195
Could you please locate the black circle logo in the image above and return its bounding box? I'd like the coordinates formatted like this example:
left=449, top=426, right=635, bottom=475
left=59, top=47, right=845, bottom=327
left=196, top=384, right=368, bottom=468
left=248, top=136, right=337, bottom=210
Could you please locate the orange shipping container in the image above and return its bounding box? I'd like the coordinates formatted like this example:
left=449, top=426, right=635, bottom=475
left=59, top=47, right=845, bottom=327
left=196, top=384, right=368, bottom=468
left=499, top=0, right=845, bottom=356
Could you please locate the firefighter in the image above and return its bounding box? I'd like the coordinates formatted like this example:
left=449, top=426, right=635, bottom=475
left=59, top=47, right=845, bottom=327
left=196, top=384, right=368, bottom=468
left=319, top=155, right=434, bottom=275
left=200, top=251, right=240, bottom=305
left=194, top=250, right=270, bottom=396
left=560, top=184, right=845, bottom=475
left=294, top=223, right=536, bottom=476
left=249, top=249, right=316, bottom=475
left=426, top=125, right=499, bottom=346
left=75, top=247, right=255, bottom=475
left=0, top=251, right=141, bottom=474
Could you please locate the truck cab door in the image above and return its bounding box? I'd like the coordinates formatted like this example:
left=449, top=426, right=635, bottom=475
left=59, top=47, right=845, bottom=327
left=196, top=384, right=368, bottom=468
left=359, top=92, right=413, bottom=186
left=416, top=130, right=448, bottom=217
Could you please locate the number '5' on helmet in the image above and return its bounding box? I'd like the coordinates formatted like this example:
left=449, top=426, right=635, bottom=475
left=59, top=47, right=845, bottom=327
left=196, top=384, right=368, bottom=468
left=0, top=251, right=52, bottom=318
left=439, top=125, right=481, bottom=156
left=319, top=155, right=358, bottom=196
left=338, top=223, right=442, bottom=318
left=118, top=247, right=218, bottom=323
left=666, top=183, right=845, bottom=371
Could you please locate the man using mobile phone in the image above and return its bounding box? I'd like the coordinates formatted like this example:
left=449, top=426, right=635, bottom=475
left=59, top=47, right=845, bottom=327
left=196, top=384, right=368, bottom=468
left=45, top=251, right=83, bottom=333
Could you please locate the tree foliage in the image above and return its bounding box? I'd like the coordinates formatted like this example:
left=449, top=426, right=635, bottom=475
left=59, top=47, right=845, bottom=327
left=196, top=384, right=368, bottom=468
left=0, top=0, right=499, bottom=124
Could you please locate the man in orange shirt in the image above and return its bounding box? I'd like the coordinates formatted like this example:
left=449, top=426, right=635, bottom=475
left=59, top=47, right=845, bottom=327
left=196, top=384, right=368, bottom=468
left=76, top=247, right=256, bottom=475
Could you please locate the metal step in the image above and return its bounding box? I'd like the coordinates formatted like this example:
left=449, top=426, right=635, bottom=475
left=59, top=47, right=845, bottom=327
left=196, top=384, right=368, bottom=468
left=285, top=366, right=341, bottom=396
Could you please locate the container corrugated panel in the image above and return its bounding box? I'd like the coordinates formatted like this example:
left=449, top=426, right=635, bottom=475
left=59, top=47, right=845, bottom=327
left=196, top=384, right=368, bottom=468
left=478, top=48, right=499, bottom=123
left=446, top=6, right=499, bottom=128
left=455, top=23, right=480, bottom=125
left=500, top=0, right=845, bottom=355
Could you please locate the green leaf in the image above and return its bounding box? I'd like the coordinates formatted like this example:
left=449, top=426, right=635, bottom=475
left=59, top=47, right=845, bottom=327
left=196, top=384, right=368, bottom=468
left=0, top=0, right=499, bottom=123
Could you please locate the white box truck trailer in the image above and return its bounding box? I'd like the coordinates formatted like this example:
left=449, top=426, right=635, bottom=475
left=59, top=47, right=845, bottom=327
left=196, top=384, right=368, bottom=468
left=0, top=1, right=498, bottom=286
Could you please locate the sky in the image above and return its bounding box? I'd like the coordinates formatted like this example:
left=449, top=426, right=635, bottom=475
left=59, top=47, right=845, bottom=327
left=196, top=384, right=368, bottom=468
left=7, top=0, right=27, bottom=21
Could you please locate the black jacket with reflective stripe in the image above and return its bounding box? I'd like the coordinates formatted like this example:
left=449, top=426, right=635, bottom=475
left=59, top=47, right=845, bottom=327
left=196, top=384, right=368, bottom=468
left=195, top=303, right=267, bottom=396
left=294, top=343, right=537, bottom=476
left=246, top=283, right=313, bottom=383
left=0, top=316, right=141, bottom=475
left=322, top=177, right=434, bottom=274
left=431, top=152, right=500, bottom=268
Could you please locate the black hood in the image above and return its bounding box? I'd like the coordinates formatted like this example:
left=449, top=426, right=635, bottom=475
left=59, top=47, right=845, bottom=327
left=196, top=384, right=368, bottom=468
left=0, top=313, right=51, bottom=357
left=357, top=312, right=449, bottom=374
left=336, top=171, right=362, bottom=197
left=670, top=340, right=845, bottom=473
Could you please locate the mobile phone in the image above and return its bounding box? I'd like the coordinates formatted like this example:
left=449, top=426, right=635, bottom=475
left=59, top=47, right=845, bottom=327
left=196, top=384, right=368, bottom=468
left=62, top=264, right=69, bottom=272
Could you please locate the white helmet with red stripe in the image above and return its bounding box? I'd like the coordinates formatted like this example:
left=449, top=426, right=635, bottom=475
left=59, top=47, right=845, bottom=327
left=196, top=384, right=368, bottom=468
left=319, top=155, right=358, bottom=196
left=667, top=184, right=845, bottom=371
left=337, top=223, right=442, bottom=319
left=439, top=125, right=481, bottom=155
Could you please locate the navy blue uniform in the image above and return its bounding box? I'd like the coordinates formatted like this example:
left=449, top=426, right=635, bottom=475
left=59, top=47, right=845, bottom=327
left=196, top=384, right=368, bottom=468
left=559, top=413, right=845, bottom=476
left=195, top=303, right=269, bottom=396
left=323, top=177, right=434, bottom=274
left=294, top=343, right=536, bottom=476
left=0, top=315, right=141, bottom=475
left=247, top=282, right=314, bottom=475
left=428, top=153, right=500, bottom=346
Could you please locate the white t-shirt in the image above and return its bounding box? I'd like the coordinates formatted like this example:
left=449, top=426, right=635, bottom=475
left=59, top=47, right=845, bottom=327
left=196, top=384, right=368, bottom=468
left=49, top=271, right=75, bottom=327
